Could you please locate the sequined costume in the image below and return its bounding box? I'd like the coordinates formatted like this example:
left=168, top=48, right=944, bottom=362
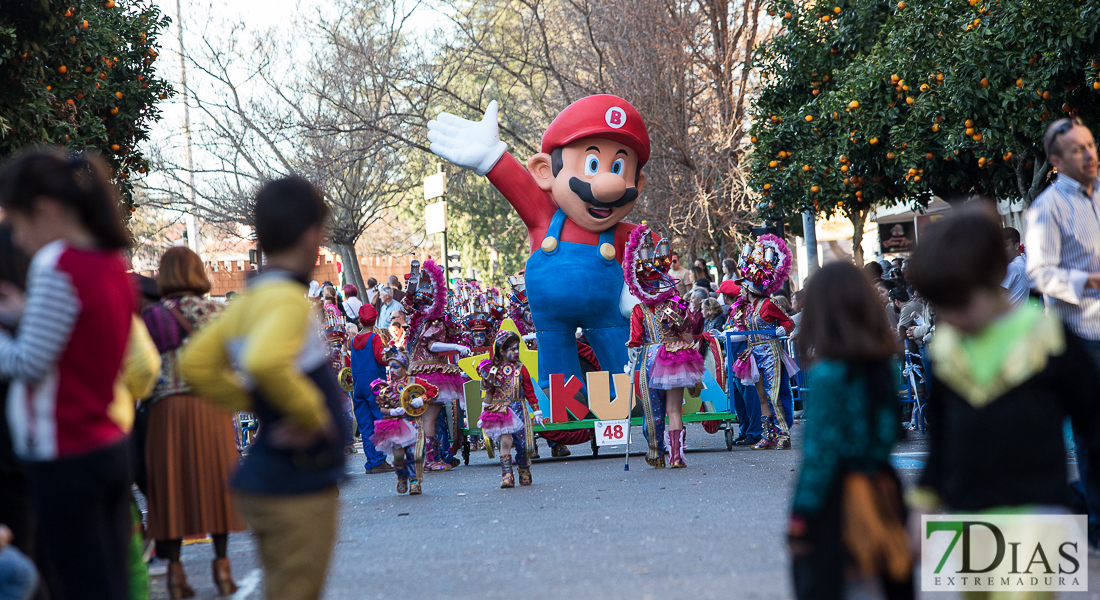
left=370, top=373, right=438, bottom=491
left=623, top=224, right=702, bottom=468
left=727, top=234, right=799, bottom=450
left=477, top=331, right=541, bottom=487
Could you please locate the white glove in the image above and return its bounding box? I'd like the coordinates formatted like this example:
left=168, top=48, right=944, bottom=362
left=522, top=333, right=538, bottom=342
left=775, top=326, right=787, bottom=337
left=532, top=410, right=544, bottom=424
left=476, top=419, right=483, bottom=428
left=430, top=342, right=472, bottom=357
left=458, top=344, right=471, bottom=357
left=390, top=407, right=406, bottom=417
left=410, top=398, right=424, bottom=409
left=427, top=101, right=508, bottom=176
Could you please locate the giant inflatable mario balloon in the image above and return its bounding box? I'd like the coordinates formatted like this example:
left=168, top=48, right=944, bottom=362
left=427, top=95, right=648, bottom=392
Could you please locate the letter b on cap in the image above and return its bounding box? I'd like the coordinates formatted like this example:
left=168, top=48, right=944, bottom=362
left=605, top=107, right=626, bottom=129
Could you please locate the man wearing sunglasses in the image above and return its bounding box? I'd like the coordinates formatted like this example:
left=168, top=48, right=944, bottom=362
left=1026, top=117, right=1100, bottom=548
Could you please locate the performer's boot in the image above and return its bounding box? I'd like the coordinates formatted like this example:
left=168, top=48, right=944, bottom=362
left=500, top=453, right=515, bottom=489
left=397, top=477, right=408, bottom=494
left=409, top=479, right=422, bottom=495
left=751, top=416, right=778, bottom=450
left=518, top=466, right=532, bottom=486
left=669, top=428, right=686, bottom=468
left=775, top=420, right=791, bottom=450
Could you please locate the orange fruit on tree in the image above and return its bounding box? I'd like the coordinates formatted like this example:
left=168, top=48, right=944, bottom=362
left=813, top=89, right=820, bottom=96
left=769, top=160, right=778, bottom=168
left=965, top=127, right=974, bottom=135
left=870, top=137, right=879, bottom=145
left=65, top=98, right=74, bottom=105
left=891, top=74, right=900, bottom=84
left=973, top=133, right=983, bottom=141
left=855, top=190, right=863, bottom=197
left=906, top=96, right=914, bottom=104
left=840, top=164, right=849, bottom=172
left=914, top=176, right=922, bottom=182
left=1016, top=78, right=1024, bottom=87
left=850, top=100, right=860, bottom=109
left=907, top=167, right=917, bottom=175
left=1003, top=152, right=1013, bottom=160
left=805, top=115, right=814, bottom=122
left=751, top=136, right=758, bottom=143
left=105, top=0, right=115, bottom=7
left=58, top=65, right=67, bottom=74
left=897, top=1, right=906, bottom=8
left=920, top=83, right=930, bottom=92
left=978, top=157, right=986, bottom=166
left=964, top=119, right=974, bottom=127
left=111, top=144, right=120, bottom=151
left=1042, top=90, right=1052, bottom=100
left=980, top=77, right=989, bottom=87
left=110, top=107, right=119, bottom=115
left=802, top=164, right=812, bottom=171
left=887, top=152, right=896, bottom=159
left=932, top=124, right=940, bottom=132
left=763, top=184, right=771, bottom=190
left=1094, top=82, right=1100, bottom=90
left=925, top=153, right=934, bottom=159
left=822, top=15, right=830, bottom=22
left=784, top=11, right=792, bottom=18
left=833, top=6, right=841, bottom=12
left=811, top=185, right=821, bottom=193
left=82, top=19, right=88, bottom=28
left=115, top=91, right=123, bottom=99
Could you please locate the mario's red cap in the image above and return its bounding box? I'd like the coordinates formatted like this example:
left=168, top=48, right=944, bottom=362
left=541, top=95, right=650, bottom=168
left=358, top=304, right=378, bottom=327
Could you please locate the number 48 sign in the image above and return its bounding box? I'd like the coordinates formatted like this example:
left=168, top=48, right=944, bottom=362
left=594, top=420, right=630, bottom=447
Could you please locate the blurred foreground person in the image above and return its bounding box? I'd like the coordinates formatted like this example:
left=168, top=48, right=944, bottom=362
left=910, top=205, right=1100, bottom=598
left=181, top=177, right=349, bottom=600
left=0, top=149, right=135, bottom=599
left=789, top=262, right=912, bottom=600
left=141, top=247, right=244, bottom=598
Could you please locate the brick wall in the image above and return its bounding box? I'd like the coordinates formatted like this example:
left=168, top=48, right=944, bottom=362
left=204, top=252, right=417, bottom=297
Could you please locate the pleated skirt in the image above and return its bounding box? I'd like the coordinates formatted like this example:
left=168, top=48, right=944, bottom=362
left=145, top=394, right=245, bottom=540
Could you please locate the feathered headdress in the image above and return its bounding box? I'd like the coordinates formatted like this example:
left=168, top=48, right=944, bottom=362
left=406, top=259, right=446, bottom=333
left=623, top=224, right=677, bottom=306
left=736, top=234, right=792, bottom=296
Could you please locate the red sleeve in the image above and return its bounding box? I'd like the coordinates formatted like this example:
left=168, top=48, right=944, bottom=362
left=485, top=153, right=556, bottom=252
left=760, top=300, right=795, bottom=332
left=372, top=334, right=385, bottom=364
left=576, top=341, right=601, bottom=371
left=520, top=365, right=538, bottom=411
left=628, top=303, right=647, bottom=347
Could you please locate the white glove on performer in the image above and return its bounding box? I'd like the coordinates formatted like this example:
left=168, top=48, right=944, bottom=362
left=476, top=419, right=484, bottom=428
left=390, top=407, right=406, bottom=417
left=775, top=326, right=787, bottom=337
left=410, top=398, right=424, bottom=409
left=532, top=410, right=545, bottom=425
left=429, top=342, right=472, bottom=357
left=522, top=333, right=538, bottom=342
left=427, top=101, right=508, bottom=176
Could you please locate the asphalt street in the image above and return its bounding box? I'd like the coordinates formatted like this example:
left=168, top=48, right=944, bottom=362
left=151, top=423, right=1100, bottom=600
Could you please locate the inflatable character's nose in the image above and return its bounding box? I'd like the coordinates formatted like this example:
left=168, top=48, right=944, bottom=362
left=590, top=172, right=627, bottom=204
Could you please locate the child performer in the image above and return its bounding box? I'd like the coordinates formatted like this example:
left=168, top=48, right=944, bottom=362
left=403, top=259, right=470, bottom=470
left=727, top=234, right=798, bottom=450
left=477, top=331, right=546, bottom=487
left=623, top=225, right=706, bottom=469
left=370, top=347, right=437, bottom=495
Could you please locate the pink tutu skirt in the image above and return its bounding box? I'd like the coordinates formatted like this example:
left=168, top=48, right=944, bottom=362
left=479, top=406, right=524, bottom=440
left=649, top=346, right=705, bottom=390
left=417, top=371, right=465, bottom=403
left=370, top=418, right=418, bottom=453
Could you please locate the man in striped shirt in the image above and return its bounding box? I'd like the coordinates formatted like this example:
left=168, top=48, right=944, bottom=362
left=1026, top=116, right=1100, bottom=547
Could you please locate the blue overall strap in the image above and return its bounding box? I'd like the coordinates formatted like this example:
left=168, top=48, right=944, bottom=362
left=597, top=224, right=617, bottom=266
left=541, top=209, right=568, bottom=256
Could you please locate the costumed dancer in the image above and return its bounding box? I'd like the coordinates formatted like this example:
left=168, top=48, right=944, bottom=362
left=727, top=234, right=798, bottom=450
left=476, top=331, right=546, bottom=487
left=370, top=348, right=436, bottom=495
left=507, top=272, right=539, bottom=348
left=623, top=225, right=706, bottom=468
left=404, top=259, right=470, bottom=470
left=321, top=300, right=358, bottom=454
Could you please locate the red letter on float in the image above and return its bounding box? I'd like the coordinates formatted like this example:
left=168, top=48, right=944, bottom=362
left=549, top=373, right=589, bottom=422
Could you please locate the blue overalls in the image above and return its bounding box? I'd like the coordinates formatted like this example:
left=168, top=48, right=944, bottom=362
left=525, top=209, right=631, bottom=392
left=350, top=333, right=388, bottom=471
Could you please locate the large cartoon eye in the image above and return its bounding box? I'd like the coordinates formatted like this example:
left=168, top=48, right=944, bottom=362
left=585, top=154, right=600, bottom=176
left=611, top=158, right=625, bottom=176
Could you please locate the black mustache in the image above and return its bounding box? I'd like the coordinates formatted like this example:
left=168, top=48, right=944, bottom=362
left=569, top=177, right=639, bottom=209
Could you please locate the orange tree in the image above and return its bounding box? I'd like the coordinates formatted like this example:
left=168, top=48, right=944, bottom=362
left=751, top=0, right=1100, bottom=264
left=751, top=0, right=917, bottom=266
left=870, top=0, right=1100, bottom=204
left=0, top=0, right=172, bottom=206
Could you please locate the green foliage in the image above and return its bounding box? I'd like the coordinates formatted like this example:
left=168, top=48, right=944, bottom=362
left=0, top=0, right=173, bottom=206
left=750, top=0, right=1100, bottom=230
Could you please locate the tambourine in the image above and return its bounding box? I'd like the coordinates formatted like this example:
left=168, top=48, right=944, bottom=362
left=338, top=367, right=354, bottom=393
left=400, top=383, right=430, bottom=417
